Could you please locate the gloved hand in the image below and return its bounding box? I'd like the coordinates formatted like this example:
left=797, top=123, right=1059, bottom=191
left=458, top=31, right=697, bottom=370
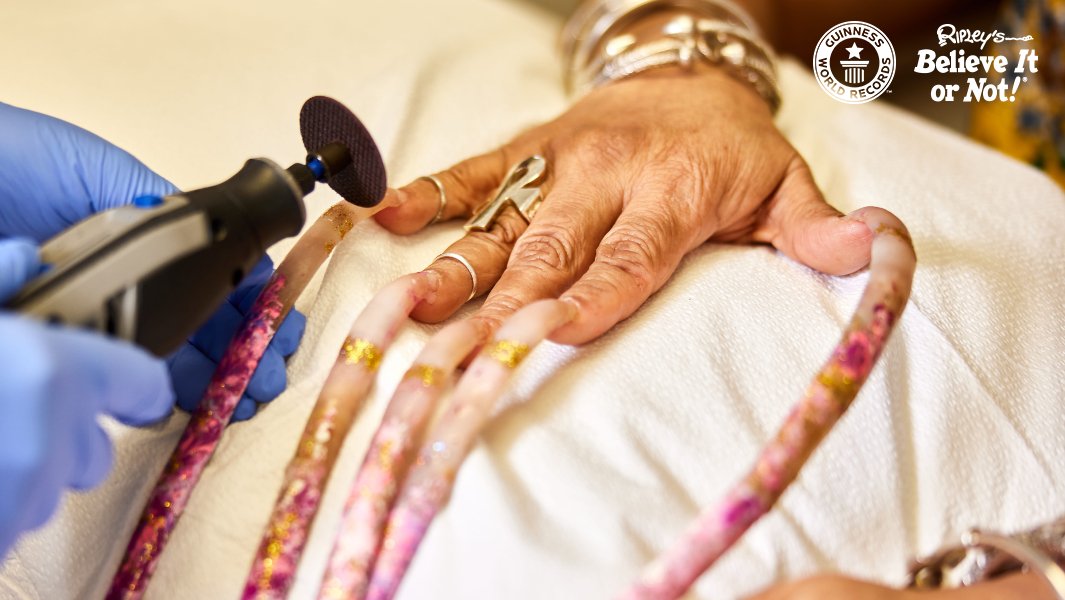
left=0, top=312, right=174, bottom=555
left=0, top=102, right=306, bottom=420
left=0, top=103, right=304, bottom=556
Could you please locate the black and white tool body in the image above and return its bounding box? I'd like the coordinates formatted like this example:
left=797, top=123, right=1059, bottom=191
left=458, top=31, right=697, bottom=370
left=5, top=96, right=389, bottom=357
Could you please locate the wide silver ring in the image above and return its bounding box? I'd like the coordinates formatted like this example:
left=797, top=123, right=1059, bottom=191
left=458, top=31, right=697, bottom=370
left=436, top=252, right=478, bottom=302
left=419, top=174, right=448, bottom=224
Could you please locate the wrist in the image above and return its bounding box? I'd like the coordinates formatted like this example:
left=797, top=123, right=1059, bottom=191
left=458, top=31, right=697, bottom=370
left=563, top=1, right=780, bottom=112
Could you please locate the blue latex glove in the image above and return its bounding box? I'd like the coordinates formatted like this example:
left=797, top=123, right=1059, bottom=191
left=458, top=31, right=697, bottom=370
left=0, top=102, right=306, bottom=420
left=0, top=104, right=305, bottom=555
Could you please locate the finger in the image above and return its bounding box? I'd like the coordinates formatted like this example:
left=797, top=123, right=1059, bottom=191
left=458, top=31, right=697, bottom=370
left=375, top=146, right=519, bottom=234
left=0, top=238, right=40, bottom=301
left=68, top=424, right=113, bottom=490
left=233, top=396, right=258, bottom=422
left=166, top=343, right=258, bottom=418
left=753, top=157, right=873, bottom=276
left=0, top=103, right=176, bottom=241
left=471, top=176, right=620, bottom=332
left=553, top=202, right=689, bottom=345
left=272, top=309, right=306, bottom=357
left=412, top=205, right=531, bottom=323
left=244, top=345, right=286, bottom=403
left=57, top=327, right=174, bottom=426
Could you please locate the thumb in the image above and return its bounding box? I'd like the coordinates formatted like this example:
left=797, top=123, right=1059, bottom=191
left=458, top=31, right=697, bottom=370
left=756, top=158, right=873, bottom=275
left=0, top=238, right=41, bottom=301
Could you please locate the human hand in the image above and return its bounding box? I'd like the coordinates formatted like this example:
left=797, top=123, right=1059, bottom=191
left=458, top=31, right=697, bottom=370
left=0, top=102, right=304, bottom=420
left=374, top=64, right=873, bottom=343
left=0, top=245, right=173, bottom=556
left=746, top=573, right=1054, bottom=600
left=374, top=65, right=873, bottom=343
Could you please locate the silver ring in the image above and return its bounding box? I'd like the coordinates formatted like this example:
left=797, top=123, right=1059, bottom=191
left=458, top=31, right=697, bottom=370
left=419, top=175, right=448, bottom=224
left=436, top=252, right=478, bottom=302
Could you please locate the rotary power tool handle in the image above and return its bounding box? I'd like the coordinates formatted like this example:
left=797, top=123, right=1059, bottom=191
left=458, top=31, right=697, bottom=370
left=4, top=157, right=308, bottom=357
left=7, top=95, right=384, bottom=358
left=132, top=158, right=307, bottom=354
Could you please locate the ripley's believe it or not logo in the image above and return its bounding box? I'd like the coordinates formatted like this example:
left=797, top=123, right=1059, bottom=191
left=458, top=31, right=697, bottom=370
left=813, top=21, right=897, bottom=104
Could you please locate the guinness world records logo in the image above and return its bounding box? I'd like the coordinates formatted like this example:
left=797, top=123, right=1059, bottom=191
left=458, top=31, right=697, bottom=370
left=813, top=21, right=896, bottom=104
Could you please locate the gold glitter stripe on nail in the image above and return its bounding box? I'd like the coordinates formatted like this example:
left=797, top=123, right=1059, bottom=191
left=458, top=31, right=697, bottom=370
left=341, top=337, right=382, bottom=371
left=404, top=364, right=445, bottom=387
left=875, top=224, right=913, bottom=246
left=485, top=340, right=530, bottom=369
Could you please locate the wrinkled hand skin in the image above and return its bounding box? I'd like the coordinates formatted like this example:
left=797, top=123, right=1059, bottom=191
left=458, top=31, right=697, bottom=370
left=745, top=573, right=1055, bottom=600
left=377, top=65, right=875, bottom=345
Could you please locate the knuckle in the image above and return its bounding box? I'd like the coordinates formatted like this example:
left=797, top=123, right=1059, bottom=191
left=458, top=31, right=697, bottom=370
left=481, top=290, right=525, bottom=318
left=511, top=224, right=579, bottom=275
left=553, top=127, right=641, bottom=170
left=469, top=314, right=503, bottom=336
left=480, top=211, right=527, bottom=250
left=440, top=166, right=481, bottom=206
left=473, top=291, right=527, bottom=333
left=597, top=230, right=660, bottom=292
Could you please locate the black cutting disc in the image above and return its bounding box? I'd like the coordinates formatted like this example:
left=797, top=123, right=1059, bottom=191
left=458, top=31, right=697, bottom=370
left=299, top=96, right=387, bottom=207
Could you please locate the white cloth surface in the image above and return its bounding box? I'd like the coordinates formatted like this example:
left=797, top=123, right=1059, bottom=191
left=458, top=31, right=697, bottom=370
left=1, top=1, right=1064, bottom=599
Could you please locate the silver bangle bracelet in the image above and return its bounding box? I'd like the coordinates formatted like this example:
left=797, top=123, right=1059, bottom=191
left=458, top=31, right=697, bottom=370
left=962, top=529, right=1065, bottom=600
left=561, top=0, right=780, bottom=112
left=909, top=517, right=1065, bottom=600
left=562, top=0, right=760, bottom=92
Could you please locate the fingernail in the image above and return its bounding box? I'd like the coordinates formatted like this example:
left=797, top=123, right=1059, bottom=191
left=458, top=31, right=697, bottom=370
left=559, top=297, right=580, bottom=321
left=382, top=188, right=405, bottom=208
left=419, top=269, right=443, bottom=304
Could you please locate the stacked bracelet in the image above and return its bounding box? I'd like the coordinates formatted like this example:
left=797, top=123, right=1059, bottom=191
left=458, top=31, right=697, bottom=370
left=909, top=517, right=1065, bottom=599
left=561, top=0, right=780, bottom=112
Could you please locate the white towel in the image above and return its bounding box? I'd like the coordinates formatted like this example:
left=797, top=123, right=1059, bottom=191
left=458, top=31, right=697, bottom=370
left=0, top=0, right=1063, bottom=599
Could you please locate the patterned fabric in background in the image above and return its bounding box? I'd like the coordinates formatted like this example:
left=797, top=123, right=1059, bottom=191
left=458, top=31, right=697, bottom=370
left=970, top=0, right=1065, bottom=187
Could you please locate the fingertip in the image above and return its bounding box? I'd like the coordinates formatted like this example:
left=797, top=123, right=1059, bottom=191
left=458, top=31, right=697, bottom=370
left=382, top=187, right=403, bottom=208
left=68, top=425, right=113, bottom=490
left=231, top=396, right=258, bottom=422
left=374, top=184, right=432, bottom=234
left=245, top=348, right=286, bottom=402
left=0, top=238, right=41, bottom=301
left=821, top=215, right=875, bottom=275
left=373, top=206, right=427, bottom=235
left=86, top=336, right=174, bottom=426
left=410, top=301, right=458, bottom=324
left=127, top=358, right=176, bottom=425
left=410, top=263, right=475, bottom=323
left=780, top=212, right=874, bottom=277
left=546, top=320, right=598, bottom=346
left=272, top=310, right=306, bottom=357
left=167, top=344, right=213, bottom=414
left=547, top=296, right=604, bottom=346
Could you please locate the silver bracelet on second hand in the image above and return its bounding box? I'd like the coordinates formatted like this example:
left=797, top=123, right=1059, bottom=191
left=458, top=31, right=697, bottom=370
left=560, top=0, right=781, bottom=112
left=909, top=516, right=1065, bottom=600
